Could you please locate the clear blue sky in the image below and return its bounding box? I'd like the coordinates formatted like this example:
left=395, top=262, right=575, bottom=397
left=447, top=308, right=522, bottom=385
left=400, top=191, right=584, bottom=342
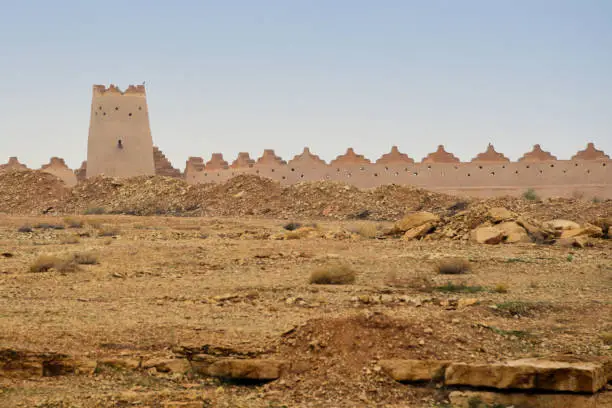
left=1, top=0, right=610, bottom=169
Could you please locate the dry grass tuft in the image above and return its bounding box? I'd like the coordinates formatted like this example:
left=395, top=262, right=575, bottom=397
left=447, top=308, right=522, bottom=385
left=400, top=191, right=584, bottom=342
left=600, top=332, right=612, bottom=345
left=495, top=301, right=549, bottom=317
left=64, top=217, right=84, bottom=228
left=59, top=235, right=80, bottom=245
left=494, top=283, right=509, bottom=293
left=436, top=258, right=471, bottom=275
left=285, top=226, right=318, bottom=240
left=73, top=251, right=100, bottom=265
left=309, top=265, right=357, bottom=285
left=30, top=255, right=80, bottom=273
left=98, top=225, right=121, bottom=237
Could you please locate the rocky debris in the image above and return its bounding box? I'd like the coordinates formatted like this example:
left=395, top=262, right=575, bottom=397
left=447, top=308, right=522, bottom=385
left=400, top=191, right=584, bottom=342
left=97, top=357, right=141, bottom=371
left=401, top=221, right=436, bottom=240
left=486, top=207, right=515, bottom=223
left=0, top=170, right=69, bottom=214
left=379, top=359, right=450, bottom=382
left=556, top=236, right=592, bottom=248
left=206, top=359, right=286, bottom=381
left=470, top=226, right=504, bottom=244
left=449, top=390, right=611, bottom=408
left=445, top=359, right=607, bottom=393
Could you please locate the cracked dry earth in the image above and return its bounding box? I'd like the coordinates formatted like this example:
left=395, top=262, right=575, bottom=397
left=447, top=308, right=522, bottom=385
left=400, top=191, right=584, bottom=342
left=0, top=215, right=610, bottom=407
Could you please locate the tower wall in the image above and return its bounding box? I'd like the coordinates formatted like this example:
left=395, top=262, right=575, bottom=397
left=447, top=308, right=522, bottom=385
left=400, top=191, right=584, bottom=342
left=86, top=85, right=155, bottom=178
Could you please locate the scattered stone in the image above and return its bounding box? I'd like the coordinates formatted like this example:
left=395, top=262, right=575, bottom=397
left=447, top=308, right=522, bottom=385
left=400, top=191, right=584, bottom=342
left=97, top=357, right=141, bottom=371
left=142, top=358, right=191, bottom=374
left=470, top=226, right=504, bottom=245
left=556, top=236, right=592, bottom=248
left=380, top=359, right=450, bottom=383
left=445, top=359, right=607, bottom=393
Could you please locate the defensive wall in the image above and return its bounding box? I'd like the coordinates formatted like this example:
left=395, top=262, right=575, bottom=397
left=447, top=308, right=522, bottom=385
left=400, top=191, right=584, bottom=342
left=1, top=84, right=610, bottom=199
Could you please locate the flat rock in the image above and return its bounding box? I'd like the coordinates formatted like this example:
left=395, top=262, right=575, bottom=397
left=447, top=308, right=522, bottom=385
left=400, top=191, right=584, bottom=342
left=561, top=223, right=604, bottom=239
left=206, top=359, right=285, bottom=381
left=470, top=226, right=504, bottom=245
left=97, top=357, right=141, bottom=371
left=445, top=359, right=607, bottom=393
left=449, top=390, right=612, bottom=408
left=556, top=236, right=591, bottom=248
left=543, top=219, right=581, bottom=231
left=402, top=222, right=436, bottom=240
left=394, top=212, right=439, bottom=233
left=380, top=359, right=450, bottom=382
left=142, top=358, right=191, bottom=374
left=487, top=207, right=515, bottom=223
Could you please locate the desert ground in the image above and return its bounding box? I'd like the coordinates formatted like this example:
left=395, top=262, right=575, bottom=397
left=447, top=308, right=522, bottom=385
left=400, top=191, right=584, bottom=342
left=0, top=172, right=611, bottom=407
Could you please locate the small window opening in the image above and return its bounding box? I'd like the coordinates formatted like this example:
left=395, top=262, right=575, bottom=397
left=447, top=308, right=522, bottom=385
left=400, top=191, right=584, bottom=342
left=117, top=139, right=123, bottom=149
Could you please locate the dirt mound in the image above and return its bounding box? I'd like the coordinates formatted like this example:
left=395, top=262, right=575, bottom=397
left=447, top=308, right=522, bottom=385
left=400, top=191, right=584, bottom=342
left=0, top=170, right=69, bottom=214
left=60, top=175, right=199, bottom=215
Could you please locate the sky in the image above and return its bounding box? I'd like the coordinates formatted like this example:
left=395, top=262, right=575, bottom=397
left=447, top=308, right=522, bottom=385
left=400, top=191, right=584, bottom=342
left=0, top=0, right=611, bottom=170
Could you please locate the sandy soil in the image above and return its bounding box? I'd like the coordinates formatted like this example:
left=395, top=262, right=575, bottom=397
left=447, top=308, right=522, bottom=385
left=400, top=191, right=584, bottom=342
left=0, top=215, right=610, bottom=407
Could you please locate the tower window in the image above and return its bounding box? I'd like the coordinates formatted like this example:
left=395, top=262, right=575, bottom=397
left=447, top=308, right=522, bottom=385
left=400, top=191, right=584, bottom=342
left=115, top=107, right=119, bottom=111
left=117, top=140, right=123, bottom=149
left=128, top=113, right=132, bottom=117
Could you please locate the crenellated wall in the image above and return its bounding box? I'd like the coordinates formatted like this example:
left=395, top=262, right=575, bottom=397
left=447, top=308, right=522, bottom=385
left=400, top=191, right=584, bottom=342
left=183, top=144, right=612, bottom=199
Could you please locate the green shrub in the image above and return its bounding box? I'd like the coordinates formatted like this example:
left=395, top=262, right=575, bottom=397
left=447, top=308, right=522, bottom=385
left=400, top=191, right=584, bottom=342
left=523, top=188, right=539, bottom=201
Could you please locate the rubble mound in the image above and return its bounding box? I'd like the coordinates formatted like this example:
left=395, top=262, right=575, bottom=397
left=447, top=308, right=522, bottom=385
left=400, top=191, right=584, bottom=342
left=61, top=175, right=199, bottom=215
left=0, top=170, right=69, bottom=214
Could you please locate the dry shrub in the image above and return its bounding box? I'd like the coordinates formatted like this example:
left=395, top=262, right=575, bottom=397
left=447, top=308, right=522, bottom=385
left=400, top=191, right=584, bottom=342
left=600, top=332, right=612, bottom=345
left=494, top=283, right=509, bottom=293
left=385, top=271, right=434, bottom=291
left=73, top=251, right=99, bottom=265
left=495, top=301, right=550, bottom=317
left=30, top=255, right=79, bottom=273
left=436, top=258, right=471, bottom=275
left=309, top=265, right=356, bottom=285
left=17, top=225, right=33, bottom=233
left=34, top=223, right=64, bottom=230
left=98, top=225, right=120, bottom=237
left=64, top=217, right=84, bottom=228
left=59, top=235, right=80, bottom=245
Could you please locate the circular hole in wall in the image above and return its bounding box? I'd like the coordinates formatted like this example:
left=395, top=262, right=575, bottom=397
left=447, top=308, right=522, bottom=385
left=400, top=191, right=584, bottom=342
left=587, top=170, right=590, bottom=174
left=467, top=173, right=471, bottom=177
left=103, top=112, right=106, bottom=116
left=515, top=170, right=519, bottom=174
left=282, top=176, right=286, bottom=180
left=550, top=164, right=554, bottom=168
left=300, top=174, right=304, bottom=178
left=138, top=107, right=142, bottom=110
left=271, top=168, right=275, bottom=172
left=128, top=113, right=132, bottom=117
left=491, top=171, right=495, bottom=176
left=255, top=170, right=259, bottom=174
left=603, top=163, right=607, bottom=167
left=373, top=173, right=378, bottom=177
left=291, top=168, right=295, bottom=172
left=427, top=165, right=432, bottom=169
left=337, top=168, right=340, bottom=172
left=575, top=163, right=578, bottom=167
left=115, top=107, right=119, bottom=111
left=478, top=165, right=483, bottom=169
left=539, top=170, right=543, bottom=174
left=385, top=166, right=389, bottom=171
left=413, top=172, right=418, bottom=176
left=526, top=165, right=530, bottom=169
left=394, top=172, right=399, bottom=176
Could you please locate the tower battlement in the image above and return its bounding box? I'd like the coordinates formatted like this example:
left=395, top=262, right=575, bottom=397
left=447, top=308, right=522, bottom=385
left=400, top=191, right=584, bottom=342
left=92, top=84, right=146, bottom=97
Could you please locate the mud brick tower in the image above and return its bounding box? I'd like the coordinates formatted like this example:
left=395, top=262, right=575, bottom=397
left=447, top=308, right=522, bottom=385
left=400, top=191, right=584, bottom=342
left=86, top=84, right=155, bottom=178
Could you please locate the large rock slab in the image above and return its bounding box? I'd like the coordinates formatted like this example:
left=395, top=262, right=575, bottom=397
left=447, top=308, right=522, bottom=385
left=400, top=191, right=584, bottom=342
left=497, top=221, right=530, bottom=243
left=445, top=359, right=607, bottom=393
left=449, top=390, right=612, bottom=408
left=470, top=226, right=504, bottom=245
left=380, top=359, right=450, bottom=382
left=206, top=359, right=285, bottom=381
left=561, top=223, right=604, bottom=239
left=543, top=219, right=580, bottom=231
left=394, top=212, right=439, bottom=233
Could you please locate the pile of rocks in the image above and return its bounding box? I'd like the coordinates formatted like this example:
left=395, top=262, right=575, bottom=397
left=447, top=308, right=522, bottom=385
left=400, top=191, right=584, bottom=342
left=0, top=170, right=69, bottom=214
left=388, top=207, right=609, bottom=246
